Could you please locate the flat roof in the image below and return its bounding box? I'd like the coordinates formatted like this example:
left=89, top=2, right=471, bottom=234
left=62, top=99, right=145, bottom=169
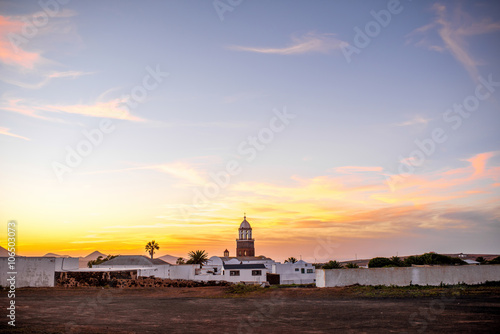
left=223, top=264, right=266, bottom=270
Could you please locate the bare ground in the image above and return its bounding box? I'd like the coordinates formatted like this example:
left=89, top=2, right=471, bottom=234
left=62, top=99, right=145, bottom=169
left=1, top=286, right=500, bottom=333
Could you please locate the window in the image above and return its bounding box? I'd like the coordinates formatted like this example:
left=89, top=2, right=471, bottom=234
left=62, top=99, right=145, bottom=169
left=301, top=268, right=305, bottom=274
left=307, top=269, right=314, bottom=273
left=230, top=270, right=240, bottom=276
left=252, top=270, right=262, bottom=276
left=295, top=268, right=299, bottom=272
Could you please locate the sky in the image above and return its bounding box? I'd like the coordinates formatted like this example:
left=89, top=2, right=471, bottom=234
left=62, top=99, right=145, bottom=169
left=0, top=0, right=499, bottom=262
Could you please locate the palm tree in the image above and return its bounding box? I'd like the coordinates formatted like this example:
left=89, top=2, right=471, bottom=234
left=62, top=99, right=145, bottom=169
left=145, top=240, right=160, bottom=259
left=186, top=250, right=208, bottom=267
left=284, top=257, right=298, bottom=263
left=176, top=257, right=185, bottom=265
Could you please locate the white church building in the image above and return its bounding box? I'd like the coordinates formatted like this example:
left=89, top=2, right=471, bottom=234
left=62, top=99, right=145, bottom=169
left=201, top=215, right=316, bottom=285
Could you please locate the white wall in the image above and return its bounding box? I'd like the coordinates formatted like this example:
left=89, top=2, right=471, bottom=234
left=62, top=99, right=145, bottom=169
left=170, top=264, right=198, bottom=280
left=0, top=257, right=56, bottom=287
left=222, top=268, right=267, bottom=283
left=94, top=264, right=171, bottom=279
left=55, top=257, right=79, bottom=271
left=316, top=265, right=500, bottom=287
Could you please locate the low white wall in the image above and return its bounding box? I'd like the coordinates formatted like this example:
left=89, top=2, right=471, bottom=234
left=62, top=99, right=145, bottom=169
left=316, top=265, right=500, bottom=287
left=55, top=257, right=79, bottom=271
left=0, top=257, right=56, bottom=287
left=170, top=264, right=198, bottom=280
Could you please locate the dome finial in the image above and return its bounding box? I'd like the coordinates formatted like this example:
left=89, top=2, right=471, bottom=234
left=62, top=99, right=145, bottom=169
left=244, top=212, right=246, bottom=219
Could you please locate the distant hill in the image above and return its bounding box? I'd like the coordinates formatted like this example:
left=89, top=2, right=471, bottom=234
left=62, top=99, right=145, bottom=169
left=79, top=251, right=107, bottom=268
left=158, top=254, right=179, bottom=264
left=43, top=253, right=70, bottom=258
left=82, top=251, right=107, bottom=260
left=0, top=246, right=8, bottom=257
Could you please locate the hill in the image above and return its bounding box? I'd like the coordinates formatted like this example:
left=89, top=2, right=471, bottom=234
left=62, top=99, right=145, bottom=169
left=79, top=251, right=107, bottom=268
left=158, top=254, right=179, bottom=264
left=43, top=252, right=70, bottom=258
left=0, top=246, right=9, bottom=257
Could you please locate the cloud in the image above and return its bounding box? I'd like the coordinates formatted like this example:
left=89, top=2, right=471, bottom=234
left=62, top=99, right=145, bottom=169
left=406, top=3, right=500, bottom=81
left=0, top=126, right=29, bottom=140
left=43, top=98, right=144, bottom=121
left=80, top=161, right=207, bottom=185
left=152, top=162, right=206, bottom=185
left=393, top=115, right=431, bottom=127
left=215, top=152, right=500, bottom=234
left=1, top=96, right=144, bottom=122
left=334, top=166, right=384, bottom=173
left=2, top=70, right=94, bottom=89
left=0, top=15, right=41, bottom=69
left=228, top=32, right=346, bottom=55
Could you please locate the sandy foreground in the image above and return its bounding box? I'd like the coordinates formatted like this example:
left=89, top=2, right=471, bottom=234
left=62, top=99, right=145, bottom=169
left=1, top=286, right=499, bottom=333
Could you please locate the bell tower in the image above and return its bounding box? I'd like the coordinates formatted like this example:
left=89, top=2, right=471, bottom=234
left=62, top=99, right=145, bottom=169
left=236, top=214, right=255, bottom=257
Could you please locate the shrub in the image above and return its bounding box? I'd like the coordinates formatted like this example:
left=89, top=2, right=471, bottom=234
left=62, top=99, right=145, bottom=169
left=404, top=252, right=466, bottom=266
left=368, top=257, right=393, bottom=268
left=345, top=262, right=359, bottom=268
left=226, top=283, right=262, bottom=294
left=322, top=260, right=343, bottom=269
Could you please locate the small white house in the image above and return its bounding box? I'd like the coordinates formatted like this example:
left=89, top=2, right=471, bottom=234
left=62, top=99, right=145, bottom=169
left=274, top=260, right=316, bottom=284
left=222, top=263, right=267, bottom=284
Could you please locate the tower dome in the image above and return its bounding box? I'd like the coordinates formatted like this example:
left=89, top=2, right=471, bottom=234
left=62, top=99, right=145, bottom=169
left=239, top=215, right=251, bottom=229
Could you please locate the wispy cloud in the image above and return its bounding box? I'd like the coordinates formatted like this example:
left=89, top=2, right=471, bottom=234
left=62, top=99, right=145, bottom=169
left=393, top=115, right=431, bottom=127
left=0, top=126, right=30, bottom=140
left=334, top=166, right=384, bottom=173
left=406, top=3, right=500, bottom=81
left=1, top=70, right=94, bottom=89
left=1, top=96, right=144, bottom=122
left=228, top=32, right=346, bottom=55
left=43, top=98, right=144, bottom=121
left=218, top=152, right=500, bottom=233
left=0, top=15, right=41, bottom=69
left=80, top=161, right=207, bottom=185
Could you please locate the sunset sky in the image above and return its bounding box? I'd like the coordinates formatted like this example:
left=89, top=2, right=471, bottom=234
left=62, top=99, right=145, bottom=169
left=1, top=1, right=499, bottom=262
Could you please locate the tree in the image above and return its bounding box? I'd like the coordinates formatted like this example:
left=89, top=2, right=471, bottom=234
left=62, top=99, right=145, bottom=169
left=176, top=257, right=185, bottom=265
left=322, top=260, right=343, bottom=269
left=284, top=257, right=298, bottom=264
left=390, top=256, right=405, bottom=267
left=87, top=254, right=117, bottom=268
left=145, top=240, right=160, bottom=259
left=488, top=256, right=500, bottom=265
left=475, top=257, right=486, bottom=264
left=345, top=262, right=359, bottom=268
left=186, top=250, right=208, bottom=267
left=404, top=252, right=466, bottom=266
left=368, top=257, right=393, bottom=268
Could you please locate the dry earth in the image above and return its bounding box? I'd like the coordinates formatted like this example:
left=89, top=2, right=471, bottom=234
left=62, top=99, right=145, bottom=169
left=1, top=286, right=499, bottom=333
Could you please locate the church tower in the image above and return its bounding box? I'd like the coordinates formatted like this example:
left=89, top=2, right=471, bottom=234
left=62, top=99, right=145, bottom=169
left=236, top=215, right=255, bottom=257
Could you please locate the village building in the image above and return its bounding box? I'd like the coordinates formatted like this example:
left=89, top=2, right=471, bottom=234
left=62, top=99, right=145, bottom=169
left=205, top=215, right=316, bottom=285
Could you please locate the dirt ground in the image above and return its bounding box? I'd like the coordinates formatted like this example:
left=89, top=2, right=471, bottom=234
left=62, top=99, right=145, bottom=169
left=2, top=286, right=500, bottom=333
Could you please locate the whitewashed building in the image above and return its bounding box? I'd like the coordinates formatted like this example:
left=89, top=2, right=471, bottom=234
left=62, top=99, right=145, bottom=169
left=274, top=260, right=316, bottom=284
left=222, top=263, right=267, bottom=284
